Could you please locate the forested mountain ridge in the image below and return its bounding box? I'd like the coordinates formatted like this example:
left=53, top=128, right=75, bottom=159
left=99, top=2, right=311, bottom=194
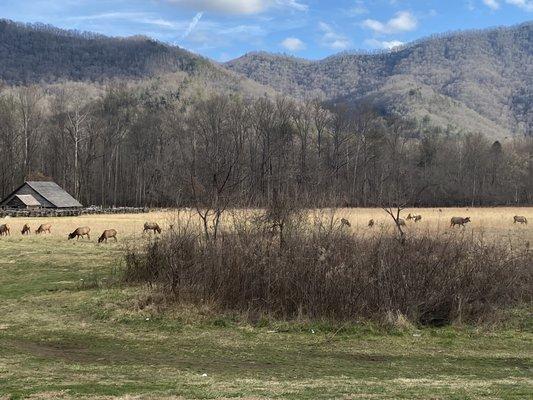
left=226, top=22, right=532, bottom=138
left=1, top=19, right=530, bottom=138
left=0, top=19, right=209, bottom=83
left=0, top=19, right=273, bottom=98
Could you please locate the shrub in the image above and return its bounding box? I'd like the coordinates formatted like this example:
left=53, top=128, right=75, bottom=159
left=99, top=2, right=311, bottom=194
left=124, top=219, right=532, bottom=325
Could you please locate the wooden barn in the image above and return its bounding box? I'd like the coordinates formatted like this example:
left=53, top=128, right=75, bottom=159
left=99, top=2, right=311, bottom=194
left=0, top=181, right=82, bottom=209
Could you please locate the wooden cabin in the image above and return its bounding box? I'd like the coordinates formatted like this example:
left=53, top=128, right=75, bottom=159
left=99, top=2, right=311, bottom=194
left=0, top=181, right=82, bottom=209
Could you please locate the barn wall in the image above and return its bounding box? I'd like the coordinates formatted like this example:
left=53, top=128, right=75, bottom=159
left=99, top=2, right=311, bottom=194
left=4, top=196, right=26, bottom=209
left=0, top=184, right=54, bottom=208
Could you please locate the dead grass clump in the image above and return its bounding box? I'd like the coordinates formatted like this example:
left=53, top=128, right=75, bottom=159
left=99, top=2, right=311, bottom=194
left=383, top=310, right=415, bottom=331
left=123, top=218, right=532, bottom=326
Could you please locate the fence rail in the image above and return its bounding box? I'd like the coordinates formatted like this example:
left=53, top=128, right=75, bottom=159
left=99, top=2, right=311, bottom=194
left=0, top=207, right=149, bottom=218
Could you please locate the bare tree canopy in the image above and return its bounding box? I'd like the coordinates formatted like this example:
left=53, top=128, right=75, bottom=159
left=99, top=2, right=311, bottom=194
left=0, top=83, right=532, bottom=208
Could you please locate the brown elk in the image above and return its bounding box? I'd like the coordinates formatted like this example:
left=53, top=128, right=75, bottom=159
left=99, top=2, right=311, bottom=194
left=513, top=216, right=528, bottom=225
left=450, top=217, right=471, bottom=227
left=406, top=213, right=413, bottom=221
left=413, top=215, right=422, bottom=222
left=21, top=224, right=31, bottom=235
left=368, top=219, right=375, bottom=228
left=340, top=218, right=351, bottom=227
left=35, top=223, right=52, bottom=234
left=0, top=224, right=10, bottom=236
left=68, top=227, right=91, bottom=240
left=98, top=229, right=117, bottom=243
left=143, top=222, right=162, bottom=234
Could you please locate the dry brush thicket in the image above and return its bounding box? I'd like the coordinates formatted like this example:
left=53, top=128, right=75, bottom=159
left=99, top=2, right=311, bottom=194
left=124, top=213, right=532, bottom=326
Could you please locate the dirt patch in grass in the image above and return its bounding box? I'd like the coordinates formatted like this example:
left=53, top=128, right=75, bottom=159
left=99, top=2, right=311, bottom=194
left=2, top=336, right=285, bottom=375
left=4, top=339, right=101, bottom=364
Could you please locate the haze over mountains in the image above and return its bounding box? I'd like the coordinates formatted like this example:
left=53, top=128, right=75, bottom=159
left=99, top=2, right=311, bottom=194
left=0, top=19, right=531, bottom=138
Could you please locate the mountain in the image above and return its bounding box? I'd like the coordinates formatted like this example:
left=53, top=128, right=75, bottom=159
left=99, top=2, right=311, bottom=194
left=0, top=19, right=273, bottom=97
left=225, top=22, right=532, bottom=138
left=0, top=19, right=530, bottom=137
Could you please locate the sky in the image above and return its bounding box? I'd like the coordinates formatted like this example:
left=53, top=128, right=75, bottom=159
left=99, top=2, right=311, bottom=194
left=0, top=0, right=531, bottom=61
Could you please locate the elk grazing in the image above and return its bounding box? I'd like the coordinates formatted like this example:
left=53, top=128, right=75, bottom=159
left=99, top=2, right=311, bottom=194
left=450, top=217, right=471, bottom=227
left=98, top=229, right=117, bottom=243
left=35, top=223, right=52, bottom=234
left=513, top=216, right=528, bottom=225
left=143, top=222, right=162, bottom=234
left=413, top=215, right=422, bottom=222
left=340, top=218, right=351, bottom=227
left=368, top=219, right=375, bottom=228
left=0, top=224, right=10, bottom=236
left=68, top=227, right=91, bottom=240
left=21, top=224, right=31, bottom=235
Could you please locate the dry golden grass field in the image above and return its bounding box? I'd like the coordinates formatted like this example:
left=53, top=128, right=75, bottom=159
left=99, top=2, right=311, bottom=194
left=338, top=207, right=532, bottom=245
left=0, top=208, right=531, bottom=399
left=1, top=206, right=531, bottom=245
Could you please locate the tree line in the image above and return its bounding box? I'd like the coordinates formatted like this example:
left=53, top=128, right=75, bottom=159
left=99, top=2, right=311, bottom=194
left=0, top=83, right=531, bottom=208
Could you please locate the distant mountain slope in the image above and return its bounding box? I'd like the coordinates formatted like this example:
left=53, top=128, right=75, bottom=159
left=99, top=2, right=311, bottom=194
left=226, top=22, right=532, bottom=137
left=0, top=19, right=209, bottom=83
left=0, top=19, right=273, bottom=98
left=1, top=19, right=530, bottom=137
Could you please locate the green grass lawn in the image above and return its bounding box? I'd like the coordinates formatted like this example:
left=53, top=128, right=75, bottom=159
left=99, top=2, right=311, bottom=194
left=0, top=234, right=531, bottom=399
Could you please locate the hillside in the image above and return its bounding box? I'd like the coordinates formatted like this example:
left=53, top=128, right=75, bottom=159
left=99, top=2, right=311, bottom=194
left=226, top=22, right=532, bottom=137
left=0, top=19, right=273, bottom=98
left=0, top=19, right=530, bottom=138
left=0, top=20, right=209, bottom=83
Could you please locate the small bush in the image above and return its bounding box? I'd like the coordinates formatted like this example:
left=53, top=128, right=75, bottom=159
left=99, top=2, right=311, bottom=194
left=123, top=219, right=532, bottom=326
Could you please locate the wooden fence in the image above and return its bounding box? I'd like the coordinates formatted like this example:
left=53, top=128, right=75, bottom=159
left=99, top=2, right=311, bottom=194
left=0, top=207, right=149, bottom=218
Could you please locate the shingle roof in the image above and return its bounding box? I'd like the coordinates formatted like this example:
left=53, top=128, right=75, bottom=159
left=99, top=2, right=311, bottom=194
left=26, top=181, right=82, bottom=208
left=15, top=194, right=41, bottom=207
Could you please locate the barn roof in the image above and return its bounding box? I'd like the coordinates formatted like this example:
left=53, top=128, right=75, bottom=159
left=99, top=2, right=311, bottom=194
left=25, top=181, right=82, bottom=208
left=14, top=194, right=41, bottom=207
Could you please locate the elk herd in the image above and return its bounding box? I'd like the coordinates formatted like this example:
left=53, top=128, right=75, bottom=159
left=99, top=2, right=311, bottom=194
left=0, top=221, right=163, bottom=243
left=0, top=213, right=528, bottom=242
left=359, top=214, right=527, bottom=229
